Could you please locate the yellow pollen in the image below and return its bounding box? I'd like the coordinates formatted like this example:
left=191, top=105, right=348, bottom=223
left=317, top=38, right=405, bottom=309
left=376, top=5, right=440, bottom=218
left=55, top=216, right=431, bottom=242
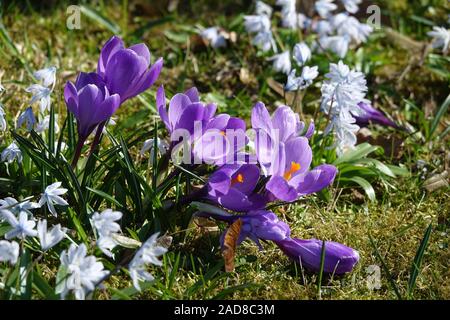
left=283, top=162, right=301, bottom=181
left=220, top=131, right=226, bottom=136
left=231, top=173, right=244, bottom=185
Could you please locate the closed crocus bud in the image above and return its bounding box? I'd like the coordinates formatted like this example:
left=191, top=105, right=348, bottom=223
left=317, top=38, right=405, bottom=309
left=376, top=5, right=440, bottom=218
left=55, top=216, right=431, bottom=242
left=97, top=36, right=163, bottom=103
left=353, top=102, right=401, bottom=129
left=64, top=77, right=120, bottom=166
left=275, top=238, right=359, bottom=274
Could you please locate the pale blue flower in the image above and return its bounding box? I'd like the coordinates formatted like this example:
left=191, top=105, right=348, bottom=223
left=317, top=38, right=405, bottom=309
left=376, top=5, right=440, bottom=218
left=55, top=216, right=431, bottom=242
left=319, top=35, right=350, bottom=58
left=255, top=0, right=273, bottom=17
left=16, top=107, right=36, bottom=131
left=35, top=114, right=59, bottom=133
left=37, top=219, right=67, bottom=251
left=26, top=84, right=51, bottom=113
left=129, top=232, right=167, bottom=291
left=341, top=0, right=362, bottom=14
left=0, top=240, right=19, bottom=265
left=293, top=42, right=311, bottom=66
left=1, top=141, right=22, bottom=164
left=200, top=27, right=227, bottom=49
left=269, top=50, right=291, bottom=74
left=427, top=26, right=450, bottom=53
left=57, top=243, right=108, bottom=300
left=315, top=0, right=337, bottom=18
left=92, top=209, right=122, bottom=257
left=34, top=66, right=57, bottom=88
left=38, top=182, right=69, bottom=216
left=2, top=210, right=37, bottom=240
left=0, top=197, right=40, bottom=216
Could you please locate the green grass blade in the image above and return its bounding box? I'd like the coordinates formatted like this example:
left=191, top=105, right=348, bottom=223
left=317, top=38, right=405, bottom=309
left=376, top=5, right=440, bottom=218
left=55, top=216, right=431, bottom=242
left=80, top=5, right=121, bottom=35
left=368, top=234, right=403, bottom=300
left=429, top=94, right=450, bottom=139
left=407, top=223, right=432, bottom=298
left=317, top=240, right=326, bottom=299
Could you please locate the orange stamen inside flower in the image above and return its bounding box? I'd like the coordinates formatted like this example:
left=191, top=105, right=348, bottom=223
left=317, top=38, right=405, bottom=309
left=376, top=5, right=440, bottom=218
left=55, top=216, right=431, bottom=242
left=220, top=131, right=226, bottom=136
left=283, top=162, right=301, bottom=181
left=231, top=173, right=244, bottom=186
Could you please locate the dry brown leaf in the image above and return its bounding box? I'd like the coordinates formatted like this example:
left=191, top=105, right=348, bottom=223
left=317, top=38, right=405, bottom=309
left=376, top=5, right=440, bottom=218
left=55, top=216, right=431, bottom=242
left=222, top=218, right=242, bottom=272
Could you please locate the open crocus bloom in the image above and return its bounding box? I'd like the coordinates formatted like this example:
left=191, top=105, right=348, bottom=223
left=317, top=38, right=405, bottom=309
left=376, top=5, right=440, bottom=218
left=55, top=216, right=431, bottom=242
left=64, top=74, right=120, bottom=141
left=353, top=102, right=401, bottom=129
left=97, top=36, right=163, bottom=103
left=251, top=102, right=337, bottom=202
left=206, top=164, right=265, bottom=212
left=193, top=114, right=247, bottom=165
left=275, top=238, right=360, bottom=274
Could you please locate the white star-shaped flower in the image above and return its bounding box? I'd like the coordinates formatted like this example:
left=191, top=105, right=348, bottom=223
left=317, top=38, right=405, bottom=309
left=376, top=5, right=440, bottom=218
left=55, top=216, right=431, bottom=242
left=128, top=232, right=167, bottom=291
left=56, top=243, right=108, bottom=300
left=1, top=141, right=22, bottom=164
left=38, top=182, right=69, bottom=216
left=0, top=240, right=20, bottom=265
left=34, top=66, right=57, bottom=88
left=2, top=210, right=37, bottom=240
left=37, top=219, right=67, bottom=251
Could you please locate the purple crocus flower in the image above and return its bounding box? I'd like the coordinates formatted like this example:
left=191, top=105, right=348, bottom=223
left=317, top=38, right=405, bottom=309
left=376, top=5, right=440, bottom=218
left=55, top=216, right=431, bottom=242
left=353, top=102, right=400, bottom=129
left=193, top=114, right=248, bottom=165
left=97, top=36, right=163, bottom=103
left=251, top=102, right=314, bottom=176
left=157, top=85, right=217, bottom=135
left=64, top=73, right=120, bottom=166
left=158, top=85, right=248, bottom=165
left=205, top=164, right=266, bottom=211
left=251, top=102, right=337, bottom=202
left=275, top=238, right=360, bottom=274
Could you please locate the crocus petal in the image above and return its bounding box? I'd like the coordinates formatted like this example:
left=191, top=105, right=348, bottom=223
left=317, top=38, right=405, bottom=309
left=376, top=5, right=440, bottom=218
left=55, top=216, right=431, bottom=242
left=251, top=102, right=273, bottom=137
left=64, top=81, right=79, bottom=117
left=215, top=188, right=255, bottom=212
left=176, top=103, right=205, bottom=134
left=131, top=57, right=163, bottom=98
left=271, top=106, right=301, bottom=142
left=156, top=85, right=170, bottom=131
left=92, top=94, right=121, bottom=124
left=304, top=122, right=315, bottom=139
left=104, top=49, right=148, bottom=100
left=294, top=164, right=337, bottom=196
left=208, top=170, right=232, bottom=196
left=129, top=43, right=151, bottom=65
left=75, top=72, right=105, bottom=90
left=232, top=164, right=260, bottom=194
left=184, top=87, right=200, bottom=103
left=203, top=103, right=217, bottom=120
left=276, top=238, right=359, bottom=274
left=284, top=137, right=312, bottom=176
left=266, top=175, right=299, bottom=202
left=207, top=114, right=231, bottom=131
left=168, top=93, right=192, bottom=131
left=97, top=36, right=124, bottom=77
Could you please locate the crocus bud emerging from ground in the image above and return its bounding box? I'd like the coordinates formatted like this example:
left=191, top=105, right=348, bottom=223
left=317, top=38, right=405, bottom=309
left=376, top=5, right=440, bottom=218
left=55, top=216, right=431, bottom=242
left=275, top=238, right=360, bottom=274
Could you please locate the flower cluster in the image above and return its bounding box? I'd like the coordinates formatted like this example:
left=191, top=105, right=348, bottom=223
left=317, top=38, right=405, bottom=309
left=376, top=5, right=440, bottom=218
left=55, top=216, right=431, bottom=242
left=156, top=85, right=359, bottom=274
left=64, top=36, right=163, bottom=166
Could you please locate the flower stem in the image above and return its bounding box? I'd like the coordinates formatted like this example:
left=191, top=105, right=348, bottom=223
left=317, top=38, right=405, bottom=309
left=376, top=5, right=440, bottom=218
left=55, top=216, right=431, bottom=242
left=89, top=121, right=107, bottom=157
left=71, top=138, right=85, bottom=168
